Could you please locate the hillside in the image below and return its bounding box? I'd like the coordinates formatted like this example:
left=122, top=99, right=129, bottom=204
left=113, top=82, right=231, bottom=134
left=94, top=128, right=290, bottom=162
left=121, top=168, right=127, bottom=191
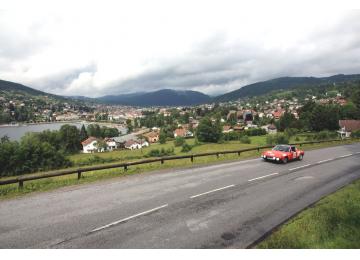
left=0, top=79, right=49, bottom=96
left=215, top=74, right=360, bottom=102
left=97, top=89, right=211, bottom=106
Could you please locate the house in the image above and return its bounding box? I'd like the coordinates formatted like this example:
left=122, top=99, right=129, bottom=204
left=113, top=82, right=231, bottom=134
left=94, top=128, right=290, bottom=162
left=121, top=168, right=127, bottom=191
left=124, top=139, right=142, bottom=150
left=222, top=125, right=233, bottom=133
left=105, top=137, right=117, bottom=151
left=174, top=128, right=193, bottom=138
left=233, top=125, right=244, bottom=132
left=262, top=124, right=277, bottom=134
left=138, top=140, right=149, bottom=148
left=81, top=137, right=101, bottom=153
left=143, top=131, right=159, bottom=143
left=272, top=110, right=284, bottom=120
left=338, top=120, right=360, bottom=138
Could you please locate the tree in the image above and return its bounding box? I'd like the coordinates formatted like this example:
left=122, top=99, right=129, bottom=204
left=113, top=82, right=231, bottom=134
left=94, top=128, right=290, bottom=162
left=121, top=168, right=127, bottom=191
left=174, top=136, right=185, bottom=147
left=59, top=124, right=81, bottom=153
left=87, top=124, right=101, bottom=137
left=352, top=88, right=360, bottom=110
left=278, top=111, right=297, bottom=131
left=126, top=119, right=133, bottom=133
left=159, top=130, right=167, bottom=144
left=196, top=117, right=223, bottom=143
left=79, top=124, right=88, bottom=141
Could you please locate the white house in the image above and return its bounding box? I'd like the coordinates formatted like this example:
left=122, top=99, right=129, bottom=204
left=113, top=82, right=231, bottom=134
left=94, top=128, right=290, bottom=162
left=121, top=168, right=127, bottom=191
left=81, top=137, right=100, bottom=153
left=125, top=139, right=142, bottom=150
left=105, top=137, right=118, bottom=151
left=338, top=120, right=360, bottom=138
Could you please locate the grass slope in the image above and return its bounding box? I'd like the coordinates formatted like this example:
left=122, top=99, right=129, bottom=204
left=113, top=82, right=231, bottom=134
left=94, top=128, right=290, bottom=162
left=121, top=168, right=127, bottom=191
left=0, top=137, right=357, bottom=200
left=257, top=178, right=360, bottom=249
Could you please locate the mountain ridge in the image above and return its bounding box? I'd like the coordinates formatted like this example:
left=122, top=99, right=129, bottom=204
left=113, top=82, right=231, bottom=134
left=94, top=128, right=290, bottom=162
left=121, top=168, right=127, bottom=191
left=214, top=74, right=360, bottom=102
left=2, top=73, right=360, bottom=106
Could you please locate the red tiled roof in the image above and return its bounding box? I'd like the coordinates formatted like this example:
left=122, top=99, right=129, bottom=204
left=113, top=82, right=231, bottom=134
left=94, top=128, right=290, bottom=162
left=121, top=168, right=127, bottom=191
left=81, top=137, right=98, bottom=146
left=125, top=139, right=138, bottom=147
left=339, top=120, right=360, bottom=132
left=143, top=131, right=159, bottom=138
left=223, top=125, right=232, bottom=131
left=174, top=128, right=186, bottom=137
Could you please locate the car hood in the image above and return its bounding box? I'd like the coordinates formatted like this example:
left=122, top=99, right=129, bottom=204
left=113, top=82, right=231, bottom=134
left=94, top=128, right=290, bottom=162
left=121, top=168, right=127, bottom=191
left=263, top=150, right=287, bottom=157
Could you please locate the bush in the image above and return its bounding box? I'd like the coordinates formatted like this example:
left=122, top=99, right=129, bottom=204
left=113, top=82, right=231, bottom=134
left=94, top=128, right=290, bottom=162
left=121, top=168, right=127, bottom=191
left=240, top=135, right=251, bottom=144
left=181, top=143, right=192, bottom=152
left=245, top=128, right=267, bottom=136
left=284, top=128, right=300, bottom=138
left=351, top=130, right=360, bottom=138
left=275, top=134, right=289, bottom=144
left=174, top=136, right=185, bottom=147
left=146, top=147, right=175, bottom=157
left=267, top=134, right=289, bottom=145
left=313, top=130, right=337, bottom=141
left=266, top=135, right=274, bottom=145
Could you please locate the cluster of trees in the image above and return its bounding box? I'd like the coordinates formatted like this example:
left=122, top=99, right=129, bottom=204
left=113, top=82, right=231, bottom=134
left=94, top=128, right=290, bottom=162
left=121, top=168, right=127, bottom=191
left=276, top=100, right=360, bottom=133
left=0, top=123, right=121, bottom=176
left=81, top=124, right=120, bottom=141
left=0, top=125, right=79, bottom=176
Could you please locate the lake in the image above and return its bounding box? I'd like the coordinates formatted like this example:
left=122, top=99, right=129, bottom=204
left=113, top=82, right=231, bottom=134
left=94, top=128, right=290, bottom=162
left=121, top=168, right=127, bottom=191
left=0, top=122, right=128, bottom=141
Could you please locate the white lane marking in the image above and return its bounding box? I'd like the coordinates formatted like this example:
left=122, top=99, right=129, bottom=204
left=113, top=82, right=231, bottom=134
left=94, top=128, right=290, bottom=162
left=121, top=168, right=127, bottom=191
left=338, top=153, right=353, bottom=158
left=356, top=151, right=360, bottom=154
left=90, top=204, right=168, bottom=233
left=317, top=158, right=334, bottom=164
left=190, top=185, right=235, bottom=199
left=248, top=172, right=279, bottom=182
left=289, top=164, right=311, bottom=171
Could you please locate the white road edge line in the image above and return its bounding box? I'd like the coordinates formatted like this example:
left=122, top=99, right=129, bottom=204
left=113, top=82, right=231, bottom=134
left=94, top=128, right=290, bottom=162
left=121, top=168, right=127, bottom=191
left=317, top=159, right=334, bottom=164
left=190, top=185, right=235, bottom=199
left=248, top=172, right=279, bottom=182
left=289, top=164, right=311, bottom=171
left=90, top=204, right=168, bottom=233
left=338, top=154, right=353, bottom=158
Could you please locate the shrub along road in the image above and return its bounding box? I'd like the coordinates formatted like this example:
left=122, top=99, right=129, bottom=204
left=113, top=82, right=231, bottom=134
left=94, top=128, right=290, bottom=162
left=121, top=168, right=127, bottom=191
left=0, top=143, right=359, bottom=248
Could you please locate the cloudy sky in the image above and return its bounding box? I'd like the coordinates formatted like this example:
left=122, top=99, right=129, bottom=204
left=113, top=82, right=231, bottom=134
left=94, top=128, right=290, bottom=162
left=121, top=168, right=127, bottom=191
left=0, top=0, right=360, bottom=97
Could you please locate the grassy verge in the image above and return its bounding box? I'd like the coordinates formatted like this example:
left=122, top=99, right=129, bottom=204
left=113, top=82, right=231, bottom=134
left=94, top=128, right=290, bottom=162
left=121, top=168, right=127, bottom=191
left=0, top=138, right=358, bottom=200
left=256, top=178, right=360, bottom=248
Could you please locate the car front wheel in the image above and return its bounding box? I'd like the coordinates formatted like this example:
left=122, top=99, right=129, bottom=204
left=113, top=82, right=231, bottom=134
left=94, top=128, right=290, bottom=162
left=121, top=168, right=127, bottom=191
left=298, top=154, right=303, bottom=161
left=282, top=157, right=288, bottom=164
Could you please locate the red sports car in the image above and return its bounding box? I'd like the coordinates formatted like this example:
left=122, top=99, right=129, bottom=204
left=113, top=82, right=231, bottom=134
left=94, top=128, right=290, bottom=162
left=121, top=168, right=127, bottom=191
left=261, top=144, right=304, bottom=163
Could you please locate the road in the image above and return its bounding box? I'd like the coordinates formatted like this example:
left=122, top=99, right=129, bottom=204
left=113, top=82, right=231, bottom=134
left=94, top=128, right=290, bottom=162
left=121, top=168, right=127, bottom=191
left=0, top=143, right=360, bottom=248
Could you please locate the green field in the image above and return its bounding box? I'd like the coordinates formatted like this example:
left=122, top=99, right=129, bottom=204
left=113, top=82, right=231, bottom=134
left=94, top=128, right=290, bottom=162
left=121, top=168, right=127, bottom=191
left=69, top=136, right=268, bottom=166
left=0, top=136, right=357, bottom=200
left=256, top=178, right=360, bottom=248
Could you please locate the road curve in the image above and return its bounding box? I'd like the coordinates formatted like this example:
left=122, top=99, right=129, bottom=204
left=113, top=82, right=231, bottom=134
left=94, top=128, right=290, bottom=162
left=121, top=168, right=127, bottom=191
left=0, top=143, right=359, bottom=248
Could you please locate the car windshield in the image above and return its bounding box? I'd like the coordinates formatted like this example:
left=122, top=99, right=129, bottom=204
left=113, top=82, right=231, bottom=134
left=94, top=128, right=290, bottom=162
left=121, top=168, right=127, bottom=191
left=272, top=145, right=289, bottom=152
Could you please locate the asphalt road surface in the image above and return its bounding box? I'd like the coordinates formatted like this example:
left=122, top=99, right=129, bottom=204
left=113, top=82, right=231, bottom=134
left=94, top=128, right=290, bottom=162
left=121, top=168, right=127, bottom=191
left=1, top=143, right=360, bottom=248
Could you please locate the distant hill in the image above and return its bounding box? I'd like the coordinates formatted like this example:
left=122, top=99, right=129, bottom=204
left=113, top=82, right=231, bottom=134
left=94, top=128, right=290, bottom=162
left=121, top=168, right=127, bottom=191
left=215, top=74, right=360, bottom=102
left=0, top=79, right=48, bottom=96
left=97, top=89, right=211, bottom=106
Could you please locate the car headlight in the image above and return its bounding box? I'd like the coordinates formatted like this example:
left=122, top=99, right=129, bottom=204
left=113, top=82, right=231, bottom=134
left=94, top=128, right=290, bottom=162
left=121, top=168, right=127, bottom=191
left=276, top=158, right=280, bottom=161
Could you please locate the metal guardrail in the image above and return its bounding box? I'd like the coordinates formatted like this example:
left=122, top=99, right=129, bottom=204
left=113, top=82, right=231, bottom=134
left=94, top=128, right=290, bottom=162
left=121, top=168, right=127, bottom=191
left=0, top=139, right=351, bottom=189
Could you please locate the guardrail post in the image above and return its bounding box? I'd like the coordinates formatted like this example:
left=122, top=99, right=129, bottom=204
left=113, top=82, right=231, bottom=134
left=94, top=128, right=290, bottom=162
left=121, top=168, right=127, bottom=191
left=257, top=148, right=260, bottom=152
left=77, top=170, right=82, bottom=180
left=216, top=153, right=219, bottom=158
left=19, top=180, right=23, bottom=189
left=190, top=155, right=194, bottom=162
left=124, top=165, right=128, bottom=171
left=238, top=152, right=241, bottom=156
left=161, top=159, right=164, bottom=164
